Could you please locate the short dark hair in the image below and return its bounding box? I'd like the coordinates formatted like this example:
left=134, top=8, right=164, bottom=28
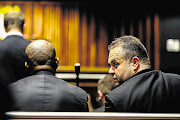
left=25, top=40, right=56, bottom=66
left=4, top=11, right=25, bottom=32
left=108, top=35, right=151, bottom=67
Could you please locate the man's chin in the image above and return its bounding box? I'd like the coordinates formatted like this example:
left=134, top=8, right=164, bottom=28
left=115, top=82, right=120, bottom=87
left=113, top=79, right=124, bottom=87
left=118, top=80, right=125, bottom=86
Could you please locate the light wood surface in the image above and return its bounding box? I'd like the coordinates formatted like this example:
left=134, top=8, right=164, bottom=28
left=6, top=112, right=180, bottom=120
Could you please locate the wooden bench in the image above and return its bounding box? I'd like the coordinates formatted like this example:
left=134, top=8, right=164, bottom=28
left=6, top=112, right=180, bottom=120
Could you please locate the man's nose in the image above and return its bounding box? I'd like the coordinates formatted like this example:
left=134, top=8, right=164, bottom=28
left=109, top=67, right=115, bottom=74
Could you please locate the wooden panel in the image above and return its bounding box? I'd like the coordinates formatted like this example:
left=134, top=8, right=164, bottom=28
left=130, top=22, right=134, bottom=35
left=0, top=1, right=161, bottom=72
left=146, top=16, right=151, bottom=59
left=43, top=3, right=51, bottom=40
left=57, top=66, right=109, bottom=73
left=54, top=6, right=62, bottom=61
left=0, top=1, right=110, bottom=73
left=68, top=8, right=75, bottom=65
left=23, top=2, right=33, bottom=39
left=68, top=7, right=80, bottom=65
left=89, top=16, right=96, bottom=67
left=80, top=13, right=88, bottom=66
left=74, top=7, right=80, bottom=63
left=138, top=20, right=143, bottom=43
left=63, top=8, right=69, bottom=66
left=120, top=20, right=125, bottom=36
left=154, top=14, right=160, bottom=70
left=97, top=24, right=108, bottom=66
left=32, top=2, right=43, bottom=38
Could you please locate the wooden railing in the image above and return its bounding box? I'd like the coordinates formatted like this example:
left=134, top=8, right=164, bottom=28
left=6, top=112, right=180, bottom=120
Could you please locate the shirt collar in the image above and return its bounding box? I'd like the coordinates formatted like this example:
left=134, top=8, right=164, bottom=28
left=6, top=31, right=23, bottom=37
left=33, top=70, right=55, bottom=76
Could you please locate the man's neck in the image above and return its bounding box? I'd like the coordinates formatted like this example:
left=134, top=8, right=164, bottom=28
left=135, top=68, right=152, bottom=77
left=136, top=64, right=151, bottom=74
left=6, top=30, right=23, bottom=37
left=33, top=65, right=56, bottom=74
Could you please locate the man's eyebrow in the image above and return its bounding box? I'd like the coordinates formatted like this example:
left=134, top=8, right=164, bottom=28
left=111, top=59, right=123, bottom=64
left=109, top=59, right=116, bottom=64
left=111, top=60, right=115, bottom=63
left=108, top=56, right=121, bottom=64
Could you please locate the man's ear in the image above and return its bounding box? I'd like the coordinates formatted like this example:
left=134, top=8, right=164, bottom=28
left=24, top=23, right=26, bottom=29
left=3, top=26, right=7, bottom=32
left=24, top=23, right=27, bottom=28
left=55, top=57, right=59, bottom=68
left=25, top=62, right=29, bottom=68
left=131, top=56, right=139, bottom=72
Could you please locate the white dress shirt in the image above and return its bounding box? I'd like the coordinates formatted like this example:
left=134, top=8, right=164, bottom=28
left=6, top=31, right=23, bottom=37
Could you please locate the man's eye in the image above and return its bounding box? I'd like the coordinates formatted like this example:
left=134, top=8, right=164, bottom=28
left=113, top=63, right=119, bottom=67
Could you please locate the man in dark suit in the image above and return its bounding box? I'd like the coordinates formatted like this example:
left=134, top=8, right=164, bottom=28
left=9, top=40, right=89, bottom=112
left=0, top=11, right=31, bottom=86
left=105, top=35, right=180, bottom=113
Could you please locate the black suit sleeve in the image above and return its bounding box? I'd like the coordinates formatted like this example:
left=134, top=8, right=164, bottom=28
left=84, top=103, right=89, bottom=112
left=105, top=95, right=117, bottom=112
left=77, top=92, right=89, bottom=112
left=84, top=96, right=89, bottom=112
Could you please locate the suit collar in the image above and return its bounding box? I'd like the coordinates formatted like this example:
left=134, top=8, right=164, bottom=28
left=122, top=69, right=152, bottom=84
left=134, top=69, right=152, bottom=77
left=4, top=35, right=24, bottom=40
left=34, top=70, right=55, bottom=76
left=116, top=69, right=152, bottom=86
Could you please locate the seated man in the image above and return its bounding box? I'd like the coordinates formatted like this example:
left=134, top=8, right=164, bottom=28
left=106, top=35, right=180, bottom=113
left=9, top=40, right=89, bottom=112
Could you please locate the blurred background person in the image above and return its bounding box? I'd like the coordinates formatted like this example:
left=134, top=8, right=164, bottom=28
left=0, top=11, right=31, bottom=86
left=93, top=74, right=117, bottom=112
left=9, top=40, right=89, bottom=112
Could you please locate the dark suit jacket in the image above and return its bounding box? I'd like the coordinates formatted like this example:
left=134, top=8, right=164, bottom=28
left=93, top=105, right=105, bottom=112
left=105, top=70, right=180, bottom=113
left=0, top=83, right=11, bottom=120
left=9, top=70, right=89, bottom=112
left=0, top=35, right=31, bottom=86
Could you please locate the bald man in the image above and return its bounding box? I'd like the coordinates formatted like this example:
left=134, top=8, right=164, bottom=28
left=9, top=40, right=89, bottom=112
